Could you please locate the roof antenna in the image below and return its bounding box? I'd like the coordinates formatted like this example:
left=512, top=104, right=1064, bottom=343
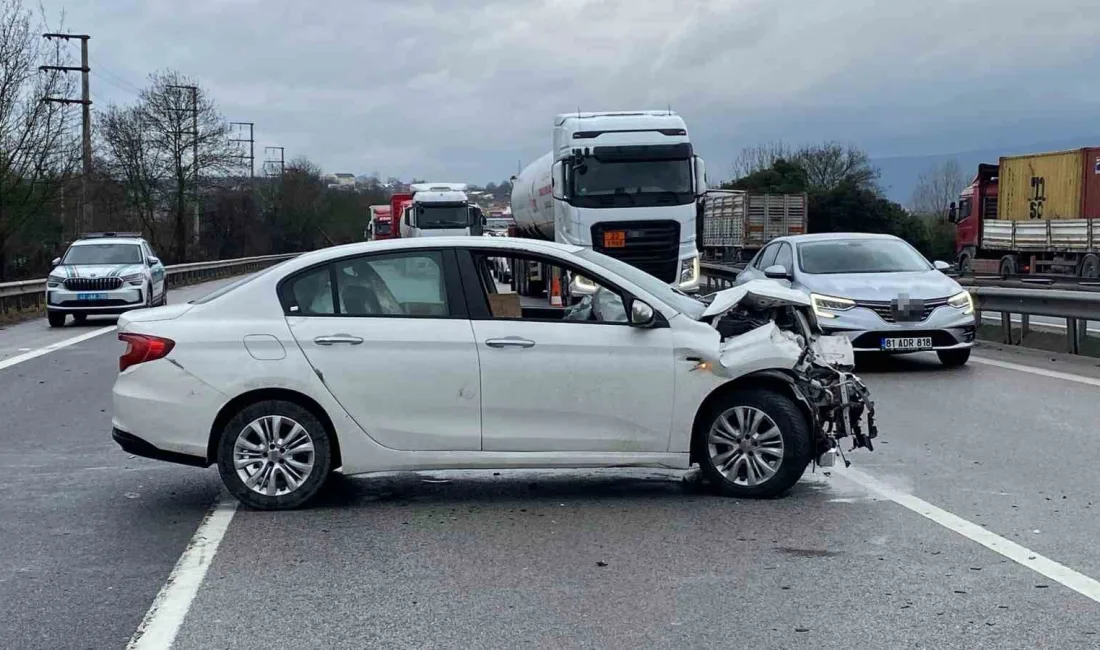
left=667, top=103, right=672, bottom=115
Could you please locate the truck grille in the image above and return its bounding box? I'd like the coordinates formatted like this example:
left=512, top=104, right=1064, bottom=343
left=64, top=277, right=124, bottom=291
left=591, top=221, right=680, bottom=283
left=855, top=297, right=950, bottom=323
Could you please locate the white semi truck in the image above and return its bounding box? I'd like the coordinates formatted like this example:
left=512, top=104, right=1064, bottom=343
left=509, top=111, right=706, bottom=299
left=398, top=182, right=484, bottom=238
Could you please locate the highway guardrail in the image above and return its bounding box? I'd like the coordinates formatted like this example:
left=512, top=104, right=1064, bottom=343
left=700, top=264, right=1099, bottom=355
left=0, top=253, right=299, bottom=316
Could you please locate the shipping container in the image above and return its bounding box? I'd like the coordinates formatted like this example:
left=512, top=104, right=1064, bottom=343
left=998, top=149, right=1084, bottom=221
left=1082, top=146, right=1100, bottom=220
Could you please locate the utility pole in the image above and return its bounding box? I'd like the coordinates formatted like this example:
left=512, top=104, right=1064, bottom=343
left=263, top=146, right=285, bottom=178
left=41, top=32, right=91, bottom=235
left=167, top=84, right=199, bottom=250
left=229, top=122, right=255, bottom=181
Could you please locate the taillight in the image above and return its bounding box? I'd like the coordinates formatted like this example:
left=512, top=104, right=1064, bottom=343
left=118, top=333, right=175, bottom=371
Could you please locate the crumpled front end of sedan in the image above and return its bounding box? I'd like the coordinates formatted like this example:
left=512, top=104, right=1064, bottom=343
left=695, top=281, right=879, bottom=468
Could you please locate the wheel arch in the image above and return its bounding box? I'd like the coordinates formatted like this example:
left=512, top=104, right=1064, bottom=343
left=688, top=370, right=814, bottom=467
left=207, top=388, right=343, bottom=470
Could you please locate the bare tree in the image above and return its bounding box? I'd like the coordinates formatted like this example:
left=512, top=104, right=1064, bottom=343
left=910, top=158, right=968, bottom=220
left=136, top=70, right=237, bottom=261
left=97, top=104, right=167, bottom=250
left=792, top=141, right=880, bottom=193
left=0, top=0, right=80, bottom=278
left=730, top=141, right=792, bottom=179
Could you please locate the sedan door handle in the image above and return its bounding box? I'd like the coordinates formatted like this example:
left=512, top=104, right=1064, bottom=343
left=314, top=335, right=364, bottom=346
left=485, top=337, right=535, bottom=349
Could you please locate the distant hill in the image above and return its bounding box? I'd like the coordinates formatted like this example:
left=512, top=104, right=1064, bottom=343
left=874, top=137, right=1100, bottom=206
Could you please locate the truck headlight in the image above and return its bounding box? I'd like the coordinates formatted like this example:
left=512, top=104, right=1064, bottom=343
left=948, top=290, right=974, bottom=315
left=679, top=256, right=699, bottom=287
left=121, top=272, right=145, bottom=286
left=810, top=293, right=855, bottom=319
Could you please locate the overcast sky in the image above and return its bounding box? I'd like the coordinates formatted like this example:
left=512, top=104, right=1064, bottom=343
left=53, top=0, right=1100, bottom=185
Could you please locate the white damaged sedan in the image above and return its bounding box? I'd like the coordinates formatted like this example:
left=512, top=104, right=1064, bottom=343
left=112, top=237, right=877, bottom=510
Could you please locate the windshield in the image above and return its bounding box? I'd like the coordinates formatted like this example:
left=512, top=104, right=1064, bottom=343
left=374, top=220, right=392, bottom=235
left=62, top=243, right=143, bottom=265
left=575, top=249, right=704, bottom=319
left=417, top=204, right=469, bottom=229
left=191, top=259, right=294, bottom=305
left=798, top=239, right=932, bottom=274
left=486, top=219, right=511, bottom=230
left=573, top=158, right=691, bottom=196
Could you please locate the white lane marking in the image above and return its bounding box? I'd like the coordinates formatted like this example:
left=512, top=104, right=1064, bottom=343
left=838, top=466, right=1100, bottom=604
left=971, top=355, right=1100, bottom=388
left=126, top=496, right=238, bottom=650
left=0, top=325, right=116, bottom=372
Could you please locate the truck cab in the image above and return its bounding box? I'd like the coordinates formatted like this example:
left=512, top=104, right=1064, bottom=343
left=546, top=112, right=706, bottom=291
left=949, top=163, right=999, bottom=273
left=399, top=183, right=484, bottom=238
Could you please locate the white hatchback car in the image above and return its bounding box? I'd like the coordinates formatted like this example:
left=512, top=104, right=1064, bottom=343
left=112, top=237, right=878, bottom=510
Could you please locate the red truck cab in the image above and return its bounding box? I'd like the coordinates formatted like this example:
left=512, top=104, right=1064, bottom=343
left=950, top=163, right=999, bottom=274
left=386, top=192, right=414, bottom=239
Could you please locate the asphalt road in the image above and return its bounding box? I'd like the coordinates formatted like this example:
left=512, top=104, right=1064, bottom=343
left=2, top=288, right=1100, bottom=649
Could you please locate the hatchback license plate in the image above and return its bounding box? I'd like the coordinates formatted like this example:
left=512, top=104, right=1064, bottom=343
left=881, top=336, right=933, bottom=351
left=77, top=293, right=107, bottom=301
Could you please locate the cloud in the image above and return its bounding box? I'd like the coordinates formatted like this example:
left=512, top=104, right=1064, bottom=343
left=58, top=0, right=1100, bottom=183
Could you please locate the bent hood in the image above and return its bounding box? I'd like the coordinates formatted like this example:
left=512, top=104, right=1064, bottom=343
left=700, top=279, right=811, bottom=319
left=801, top=271, right=961, bottom=301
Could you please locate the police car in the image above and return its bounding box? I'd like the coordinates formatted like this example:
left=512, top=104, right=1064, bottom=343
left=45, top=233, right=167, bottom=327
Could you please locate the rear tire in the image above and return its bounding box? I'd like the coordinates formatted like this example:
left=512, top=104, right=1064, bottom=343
left=937, top=348, right=971, bottom=368
left=217, top=400, right=333, bottom=510
left=694, top=388, right=812, bottom=499
left=47, top=311, right=66, bottom=327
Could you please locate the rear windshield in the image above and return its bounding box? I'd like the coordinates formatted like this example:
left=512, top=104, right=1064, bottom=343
left=798, top=239, right=931, bottom=274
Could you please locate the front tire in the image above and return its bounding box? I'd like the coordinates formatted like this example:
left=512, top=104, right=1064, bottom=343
left=937, top=348, right=971, bottom=368
left=47, top=311, right=66, bottom=327
left=217, top=400, right=333, bottom=510
left=695, top=389, right=812, bottom=498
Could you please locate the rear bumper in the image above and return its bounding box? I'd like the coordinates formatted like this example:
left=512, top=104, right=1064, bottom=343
left=112, top=428, right=210, bottom=467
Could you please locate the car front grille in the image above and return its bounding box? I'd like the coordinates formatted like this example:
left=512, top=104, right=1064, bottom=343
left=63, top=277, right=124, bottom=291
left=591, top=220, right=680, bottom=283
left=855, top=297, right=950, bottom=323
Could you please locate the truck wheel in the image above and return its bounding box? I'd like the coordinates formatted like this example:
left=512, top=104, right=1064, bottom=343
left=1079, top=254, right=1100, bottom=279
left=694, top=389, right=812, bottom=499
left=999, top=255, right=1017, bottom=276
left=47, top=311, right=66, bottom=327
left=957, top=252, right=973, bottom=276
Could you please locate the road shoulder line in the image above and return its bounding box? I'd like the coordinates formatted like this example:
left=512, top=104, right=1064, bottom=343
left=126, top=496, right=238, bottom=650
left=971, top=355, right=1100, bottom=387
left=0, top=325, right=117, bottom=372
left=839, top=466, right=1100, bottom=605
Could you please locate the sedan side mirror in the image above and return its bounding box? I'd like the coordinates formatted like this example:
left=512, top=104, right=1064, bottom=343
left=764, top=264, right=792, bottom=280
left=51, top=257, right=61, bottom=267
left=628, top=300, right=656, bottom=327
left=933, top=260, right=951, bottom=271
left=148, top=256, right=160, bottom=266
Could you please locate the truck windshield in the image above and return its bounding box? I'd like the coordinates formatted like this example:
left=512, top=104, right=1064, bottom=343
left=570, top=157, right=693, bottom=208
left=374, top=220, right=391, bottom=235
left=417, top=204, right=468, bottom=229
left=486, top=219, right=512, bottom=230
left=798, top=239, right=932, bottom=274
